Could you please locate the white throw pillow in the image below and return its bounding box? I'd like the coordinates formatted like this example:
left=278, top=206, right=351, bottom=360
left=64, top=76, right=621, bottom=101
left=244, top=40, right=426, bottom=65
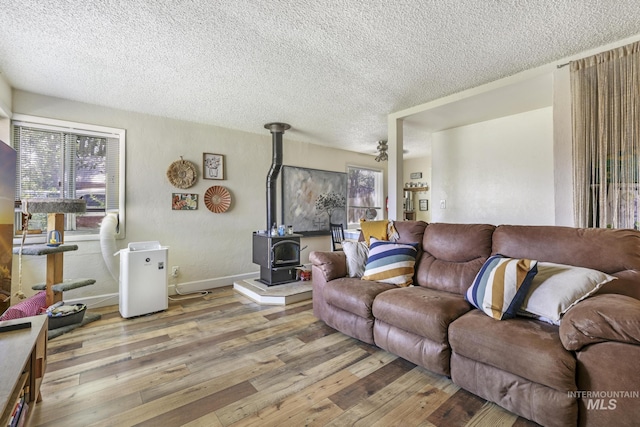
left=519, top=262, right=617, bottom=325
left=342, top=240, right=369, bottom=277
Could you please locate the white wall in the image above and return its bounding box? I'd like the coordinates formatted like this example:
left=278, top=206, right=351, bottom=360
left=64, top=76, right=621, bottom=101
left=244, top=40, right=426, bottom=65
left=11, top=90, right=383, bottom=307
left=431, top=107, right=555, bottom=225
left=0, top=73, right=12, bottom=143
left=552, top=67, right=574, bottom=226
left=403, top=156, right=431, bottom=222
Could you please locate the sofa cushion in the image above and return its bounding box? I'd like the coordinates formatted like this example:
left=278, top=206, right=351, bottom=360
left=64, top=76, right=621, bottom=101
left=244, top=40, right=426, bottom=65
left=362, top=238, right=418, bottom=287
left=393, top=220, right=428, bottom=247
left=374, top=320, right=452, bottom=376
left=492, top=225, right=640, bottom=301
left=520, top=262, right=617, bottom=325
left=324, top=277, right=396, bottom=319
left=342, top=240, right=369, bottom=277
left=309, top=250, right=347, bottom=282
left=416, top=223, right=495, bottom=294
left=372, top=286, right=471, bottom=343
left=491, top=224, right=640, bottom=278
left=559, top=294, right=640, bottom=351
left=575, top=342, right=640, bottom=427
left=451, top=353, right=578, bottom=427
left=449, top=310, right=576, bottom=392
left=466, top=255, right=538, bottom=320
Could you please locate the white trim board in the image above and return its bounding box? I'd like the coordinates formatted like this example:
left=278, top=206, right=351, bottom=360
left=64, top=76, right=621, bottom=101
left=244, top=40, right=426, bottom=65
left=65, top=271, right=260, bottom=309
left=233, top=278, right=312, bottom=305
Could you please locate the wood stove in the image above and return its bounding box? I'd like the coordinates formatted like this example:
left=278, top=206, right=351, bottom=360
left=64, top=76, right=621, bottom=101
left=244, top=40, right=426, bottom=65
left=252, top=232, right=301, bottom=285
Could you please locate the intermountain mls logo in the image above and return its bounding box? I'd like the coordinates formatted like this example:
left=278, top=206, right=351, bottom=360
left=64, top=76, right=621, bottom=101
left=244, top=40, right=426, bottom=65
left=568, top=390, right=640, bottom=410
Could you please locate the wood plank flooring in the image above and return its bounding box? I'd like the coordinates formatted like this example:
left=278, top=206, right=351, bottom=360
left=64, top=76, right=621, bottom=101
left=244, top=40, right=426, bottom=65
left=32, top=286, right=540, bottom=427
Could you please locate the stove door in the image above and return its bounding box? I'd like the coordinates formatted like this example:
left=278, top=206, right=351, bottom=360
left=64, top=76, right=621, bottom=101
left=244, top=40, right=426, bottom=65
left=271, top=239, right=300, bottom=267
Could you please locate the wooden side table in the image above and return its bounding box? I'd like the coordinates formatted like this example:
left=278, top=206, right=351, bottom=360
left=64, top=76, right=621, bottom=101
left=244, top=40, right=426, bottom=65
left=0, top=315, right=47, bottom=426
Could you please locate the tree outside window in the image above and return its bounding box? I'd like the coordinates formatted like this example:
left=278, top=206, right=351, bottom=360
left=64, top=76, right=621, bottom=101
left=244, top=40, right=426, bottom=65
left=347, top=166, right=383, bottom=226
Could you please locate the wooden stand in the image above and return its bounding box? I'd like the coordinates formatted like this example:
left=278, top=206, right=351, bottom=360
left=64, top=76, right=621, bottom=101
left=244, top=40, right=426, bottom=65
left=45, top=213, right=65, bottom=306
left=0, top=315, right=47, bottom=427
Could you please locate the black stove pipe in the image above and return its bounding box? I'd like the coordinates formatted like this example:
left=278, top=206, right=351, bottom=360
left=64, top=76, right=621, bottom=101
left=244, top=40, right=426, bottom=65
left=264, top=122, right=291, bottom=231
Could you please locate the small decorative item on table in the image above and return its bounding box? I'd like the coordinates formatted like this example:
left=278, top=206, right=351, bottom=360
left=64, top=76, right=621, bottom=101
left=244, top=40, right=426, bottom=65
left=47, top=230, right=62, bottom=247
left=296, top=268, right=312, bottom=281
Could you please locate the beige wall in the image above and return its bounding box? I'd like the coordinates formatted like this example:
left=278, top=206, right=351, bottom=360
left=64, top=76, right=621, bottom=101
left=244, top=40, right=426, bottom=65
left=431, top=107, right=555, bottom=225
left=11, top=90, right=384, bottom=306
left=403, top=156, right=431, bottom=222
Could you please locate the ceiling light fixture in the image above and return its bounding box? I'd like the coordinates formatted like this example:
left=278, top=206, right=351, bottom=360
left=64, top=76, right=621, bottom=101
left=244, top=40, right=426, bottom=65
left=375, top=140, right=388, bottom=162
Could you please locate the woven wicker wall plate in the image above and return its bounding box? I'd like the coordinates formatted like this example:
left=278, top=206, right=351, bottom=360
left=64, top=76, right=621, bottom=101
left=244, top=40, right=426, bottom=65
left=167, top=159, right=197, bottom=189
left=204, top=186, right=231, bottom=213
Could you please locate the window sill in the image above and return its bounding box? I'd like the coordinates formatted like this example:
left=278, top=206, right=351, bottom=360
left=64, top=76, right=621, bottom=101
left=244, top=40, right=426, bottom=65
left=13, top=230, right=123, bottom=246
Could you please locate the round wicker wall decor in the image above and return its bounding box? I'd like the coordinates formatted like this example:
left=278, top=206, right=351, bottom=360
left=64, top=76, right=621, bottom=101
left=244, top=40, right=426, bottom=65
left=204, top=186, right=231, bottom=213
left=167, top=158, right=197, bottom=189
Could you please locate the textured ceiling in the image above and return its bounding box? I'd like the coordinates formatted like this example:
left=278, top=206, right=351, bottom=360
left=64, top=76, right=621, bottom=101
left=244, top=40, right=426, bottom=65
left=1, top=1, right=640, bottom=158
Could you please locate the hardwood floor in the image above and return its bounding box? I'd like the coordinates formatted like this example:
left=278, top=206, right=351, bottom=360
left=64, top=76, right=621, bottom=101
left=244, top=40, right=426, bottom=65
left=32, top=286, right=540, bottom=427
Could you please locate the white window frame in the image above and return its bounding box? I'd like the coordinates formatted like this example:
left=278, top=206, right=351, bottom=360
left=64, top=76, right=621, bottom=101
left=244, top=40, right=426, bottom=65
left=12, top=114, right=126, bottom=244
left=346, top=164, right=385, bottom=229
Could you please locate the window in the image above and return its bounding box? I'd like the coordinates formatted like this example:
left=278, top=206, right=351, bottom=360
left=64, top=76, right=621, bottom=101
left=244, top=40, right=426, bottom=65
left=347, top=165, right=384, bottom=227
left=12, top=115, right=125, bottom=241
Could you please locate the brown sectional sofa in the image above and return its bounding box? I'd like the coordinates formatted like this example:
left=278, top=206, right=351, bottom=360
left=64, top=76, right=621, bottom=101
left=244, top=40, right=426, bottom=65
left=309, top=221, right=640, bottom=427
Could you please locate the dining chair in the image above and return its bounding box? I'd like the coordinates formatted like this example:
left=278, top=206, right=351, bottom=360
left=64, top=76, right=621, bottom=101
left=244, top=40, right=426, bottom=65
left=329, top=223, right=345, bottom=251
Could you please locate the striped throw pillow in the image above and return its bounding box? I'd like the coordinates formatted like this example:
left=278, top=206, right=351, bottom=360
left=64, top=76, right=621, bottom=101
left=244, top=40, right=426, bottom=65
left=361, top=238, right=418, bottom=287
left=466, top=255, right=538, bottom=320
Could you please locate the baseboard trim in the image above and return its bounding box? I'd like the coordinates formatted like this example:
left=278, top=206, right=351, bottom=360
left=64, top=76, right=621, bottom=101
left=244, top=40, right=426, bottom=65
left=65, top=271, right=260, bottom=309
left=66, top=292, right=119, bottom=309
left=169, top=271, right=259, bottom=295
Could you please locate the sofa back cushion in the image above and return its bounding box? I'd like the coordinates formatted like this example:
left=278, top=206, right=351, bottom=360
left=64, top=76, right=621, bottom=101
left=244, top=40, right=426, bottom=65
left=415, top=223, right=495, bottom=295
left=492, top=225, right=640, bottom=300
left=393, top=220, right=428, bottom=247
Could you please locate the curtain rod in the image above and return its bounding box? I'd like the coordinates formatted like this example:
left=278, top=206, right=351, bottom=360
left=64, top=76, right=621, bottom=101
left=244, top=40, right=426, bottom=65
left=557, top=61, right=570, bottom=69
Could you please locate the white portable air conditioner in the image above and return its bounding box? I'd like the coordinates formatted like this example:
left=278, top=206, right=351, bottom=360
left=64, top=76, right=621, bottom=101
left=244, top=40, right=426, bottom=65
left=116, top=241, right=168, bottom=318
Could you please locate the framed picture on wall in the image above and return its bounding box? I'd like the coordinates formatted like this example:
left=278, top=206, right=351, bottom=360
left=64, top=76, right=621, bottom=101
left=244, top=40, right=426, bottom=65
left=281, top=166, right=347, bottom=235
left=203, top=153, right=225, bottom=180
left=419, top=199, right=428, bottom=211
left=172, top=193, right=198, bottom=210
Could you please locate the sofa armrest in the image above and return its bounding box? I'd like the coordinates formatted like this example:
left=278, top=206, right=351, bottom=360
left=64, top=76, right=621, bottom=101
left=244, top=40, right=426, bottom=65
left=559, top=294, right=640, bottom=351
left=309, top=250, right=347, bottom=282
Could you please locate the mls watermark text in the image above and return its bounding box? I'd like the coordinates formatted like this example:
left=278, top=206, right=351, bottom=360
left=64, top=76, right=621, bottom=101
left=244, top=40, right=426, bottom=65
left=568, top=390, right=639, bottom=410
